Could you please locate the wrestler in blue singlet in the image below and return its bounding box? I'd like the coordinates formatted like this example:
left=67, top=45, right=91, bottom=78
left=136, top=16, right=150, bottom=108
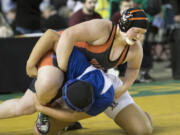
left=66, top=47, right=114, bottom=116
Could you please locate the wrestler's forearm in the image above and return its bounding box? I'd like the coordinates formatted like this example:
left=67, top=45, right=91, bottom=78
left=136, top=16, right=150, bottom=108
left=27, top=29, right=59, bottom=65
left=115, top=68, right=139, bottom=98
left=120, top=43, right=142, bottom=92
left=38, top=105, right=90, bottom=122
left=122, top=68, right=139, bottom=91
left=56, top=29, right=75, bottom=72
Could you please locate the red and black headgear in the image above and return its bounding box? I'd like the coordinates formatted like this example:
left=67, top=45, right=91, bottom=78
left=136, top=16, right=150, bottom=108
left=119, top=8, right=148, bottom=32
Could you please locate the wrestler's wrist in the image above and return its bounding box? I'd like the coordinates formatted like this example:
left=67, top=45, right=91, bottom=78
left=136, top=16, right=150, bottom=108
left=36, top=104, right=44, bottom=112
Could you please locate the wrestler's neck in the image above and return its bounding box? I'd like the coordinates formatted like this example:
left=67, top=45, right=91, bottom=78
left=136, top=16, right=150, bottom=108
left=115, top=26, right=129, bottom=47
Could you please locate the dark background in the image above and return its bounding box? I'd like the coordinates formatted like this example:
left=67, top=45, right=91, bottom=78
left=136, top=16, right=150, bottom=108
left=0, top=37, right=39, bottom=93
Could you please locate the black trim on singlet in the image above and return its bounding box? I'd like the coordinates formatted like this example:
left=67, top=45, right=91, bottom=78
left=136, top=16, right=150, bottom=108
left=107, top=24, right=129, bottom=65
left=109, top=45, right=130, bottom=64
left=107, top=24, right=118, bottom=63
left=122, top=45, right=130, bottom=63
left=77, top=23, right=130, bottom=69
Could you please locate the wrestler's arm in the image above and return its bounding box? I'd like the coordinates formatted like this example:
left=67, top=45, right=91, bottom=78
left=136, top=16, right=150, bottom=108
left=38, top=105, right=91, bottom=122
left=26, top=29, right=59, bottom=77
left=115, top=42, right=143, bottom=98
left=56, top=19, right=109, bottom=72
left=34, top=96, right=91, bottom=122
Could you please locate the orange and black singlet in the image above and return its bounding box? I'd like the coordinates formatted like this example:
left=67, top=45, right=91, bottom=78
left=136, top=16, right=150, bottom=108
left=74, top=23, right=130, bottom=70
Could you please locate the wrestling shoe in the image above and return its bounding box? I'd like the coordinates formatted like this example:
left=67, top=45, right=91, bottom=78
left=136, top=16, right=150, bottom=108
left=63, top=122, right=82, bottom=131
left=36, top=112, right=50, bottom=134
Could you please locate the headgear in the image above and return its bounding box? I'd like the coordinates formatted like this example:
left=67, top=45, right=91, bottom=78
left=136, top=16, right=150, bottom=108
left=119, top=8, right=148, bottom=32
left=62, top=79, right=94, bottom=112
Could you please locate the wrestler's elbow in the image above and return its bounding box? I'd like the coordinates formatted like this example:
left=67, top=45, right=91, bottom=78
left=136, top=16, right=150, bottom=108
left=44, top=29, right=54, bottom=36
left=61, top=28, right=76, bottom=42
left=46, top=29, right=56, bottom=34
left=45, top=29, right=60, bottom=40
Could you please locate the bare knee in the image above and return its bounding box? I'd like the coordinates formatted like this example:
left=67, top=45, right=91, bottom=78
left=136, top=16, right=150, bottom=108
left=144, top=112, right=153, bottom=129
left=123, top=114, right=153, bottom=135
left=134, top=127, right=153, bottom=135
left=114, top=104, right=153, bottom=135
left=35, top=66, right=64, bottom=105
left=35, top=76, right=59, bottom=105
left=128, top=124, right=153, bottom=135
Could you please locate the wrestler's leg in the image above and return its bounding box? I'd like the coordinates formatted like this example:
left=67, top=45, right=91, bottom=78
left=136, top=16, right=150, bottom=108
left=105, top=73, right=153, bottom=135
left=35, top=66, right=64, bottom=105
left=114, top=103, right=153, bottom=135
left=0, top=89, right=36, bottom=119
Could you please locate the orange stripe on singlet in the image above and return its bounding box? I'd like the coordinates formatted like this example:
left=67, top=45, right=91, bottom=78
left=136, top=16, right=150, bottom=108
left=115, top=45, right=129, bottom=66
left=58, top=25, right=117, bottom=53
left=70, top=25, right=116, bottom=53
left=58, top=30, right=63, bottom=34
left=74, top=25, right=116, bottom=53
left=37, top=51, right=54, bottom=69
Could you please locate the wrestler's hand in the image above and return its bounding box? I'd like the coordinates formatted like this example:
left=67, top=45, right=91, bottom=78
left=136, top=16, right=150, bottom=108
left=114, top=87, right=125, bottom=99
left=34, top=95, right=43, bottom=111
left=114, top=90, right=122, bottom=99
left=26, top=60, right=38, bottom=78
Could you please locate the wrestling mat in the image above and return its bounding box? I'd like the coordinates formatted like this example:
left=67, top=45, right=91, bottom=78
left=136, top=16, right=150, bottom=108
left=0, top=80, right=180, bottom=135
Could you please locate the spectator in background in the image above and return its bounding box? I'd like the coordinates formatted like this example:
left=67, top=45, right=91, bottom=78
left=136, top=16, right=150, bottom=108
left=0, top=12, right=13, bottom=37
left=50, top=0, right=66, bottom=10
left=13, top=0, right=43, bottom=35
left=169, top=0, right=180, bottom=79
left=41, top=5, right=68, bottom=31
left=111, top=0, right=134, bottom=23
left=132, top=0, right=162, bottom=83
left=69, top=0, right=102, bottom=27
left=5, top=7, right=16, bottom=29
left=0, top=0, right=16, bottom=28
left=67, top=0, right=83, bottom=14
left=0, top=0, right=16, bottom=15
left=109, top=0, right=120, bottom=18
left=110, top=0, right=134, bottom=78
left=95, top=0, right=109, bottom=19
left=59, top=5, right=72, bottom=19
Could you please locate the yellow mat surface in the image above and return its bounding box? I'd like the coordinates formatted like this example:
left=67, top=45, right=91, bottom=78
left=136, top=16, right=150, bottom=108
left=0, top=81, right=180, bottom=135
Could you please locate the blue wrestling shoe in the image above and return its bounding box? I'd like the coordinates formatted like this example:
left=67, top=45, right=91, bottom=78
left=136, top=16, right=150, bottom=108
left=36, top=112, right=50, bottom=134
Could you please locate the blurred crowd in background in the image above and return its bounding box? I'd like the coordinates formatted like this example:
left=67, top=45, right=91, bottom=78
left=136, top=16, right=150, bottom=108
left=0, top=0, right=180, bottom=82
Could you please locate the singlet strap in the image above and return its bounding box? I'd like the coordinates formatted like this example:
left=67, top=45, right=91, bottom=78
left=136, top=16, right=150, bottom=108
left=74, top=24, right=117, bottom=53
left=115, top=45, right=130, bottom=67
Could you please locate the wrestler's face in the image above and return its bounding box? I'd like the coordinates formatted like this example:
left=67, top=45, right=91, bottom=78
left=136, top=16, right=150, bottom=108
left=125, top=27, right=146, bottom=45
left=84, top=0, right=97, bottom=14
left=120, top=1, right=134, bottom=13
left=57, top=97, right=74, bottom=111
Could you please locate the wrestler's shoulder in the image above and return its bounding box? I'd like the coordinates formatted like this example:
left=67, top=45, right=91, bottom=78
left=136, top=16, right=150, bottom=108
left=87, top=19, right=112, bottom=27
